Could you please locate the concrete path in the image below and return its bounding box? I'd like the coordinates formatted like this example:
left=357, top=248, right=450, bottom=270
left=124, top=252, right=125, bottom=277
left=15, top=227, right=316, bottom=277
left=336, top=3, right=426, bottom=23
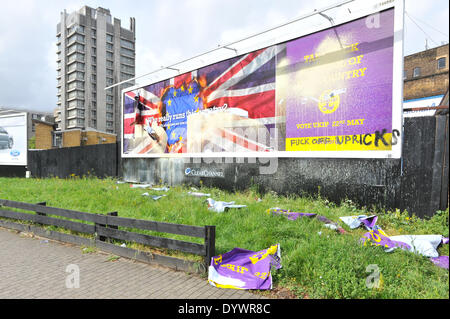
left=0, top=227, right=265, bottom=299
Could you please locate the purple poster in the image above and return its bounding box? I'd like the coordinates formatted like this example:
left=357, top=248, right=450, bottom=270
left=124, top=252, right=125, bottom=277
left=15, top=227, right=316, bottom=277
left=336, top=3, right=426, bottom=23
left=279, top=9, right=396, bottom=152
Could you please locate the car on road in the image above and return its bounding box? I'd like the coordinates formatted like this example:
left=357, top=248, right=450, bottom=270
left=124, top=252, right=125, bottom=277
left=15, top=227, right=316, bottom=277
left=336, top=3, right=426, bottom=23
left=0, top=126, right=14, bottom=149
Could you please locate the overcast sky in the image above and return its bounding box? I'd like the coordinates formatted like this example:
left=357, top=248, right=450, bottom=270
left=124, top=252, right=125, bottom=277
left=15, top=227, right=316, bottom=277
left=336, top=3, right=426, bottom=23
left=0, top=0, right=448, bottom=113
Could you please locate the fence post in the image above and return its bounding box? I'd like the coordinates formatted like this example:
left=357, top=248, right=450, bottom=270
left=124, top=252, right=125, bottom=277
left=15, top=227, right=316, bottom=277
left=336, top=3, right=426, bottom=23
left=35, top=202, right=47, bottom=226
left=204, top=225, right=216, bottom=268
left=106, top=212, right=118, bottom=243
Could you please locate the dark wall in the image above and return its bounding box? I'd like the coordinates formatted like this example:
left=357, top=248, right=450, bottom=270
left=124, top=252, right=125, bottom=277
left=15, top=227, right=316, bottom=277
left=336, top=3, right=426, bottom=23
left=0, top=165, right=26, bottom=177
left=122, top=115, right=449, bottom=218
left=27, top=143, right=118, bottom=179
left=4, top=116, right=447, bottom=218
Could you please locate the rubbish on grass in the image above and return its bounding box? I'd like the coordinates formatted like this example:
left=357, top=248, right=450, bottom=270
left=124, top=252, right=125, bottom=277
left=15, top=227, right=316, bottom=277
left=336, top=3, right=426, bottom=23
left=142, top=193, right=167, bottom=200
left=430, top=256, right=449, bottom=269
left=324, top=224, right=338, bottom=230
left=151, top=187, right=170, bottom=192
left=188, top=191, right=211, bottom=197
left=120, top=243, right=126, bottom=248
left=387, top=234, right=445, bottom=258
left=268, top=208, right=347, bottom=233
left=339, top=215, right=378, bottom=230
left=361, top=226, right=449, bottom=268
left=130, top=184, right=152, bottom=189
left=268, top=208, right=315, bottom=221
left=206, top=198, right=247, bottom=213
left=116, top=181, right=126, bottom=184
left=208, top=244, right=281, bottom=290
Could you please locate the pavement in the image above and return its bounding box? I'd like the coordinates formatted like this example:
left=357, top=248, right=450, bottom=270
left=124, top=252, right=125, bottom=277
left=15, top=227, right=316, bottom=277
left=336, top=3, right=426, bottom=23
left=0, top=226, right=266, bottom=299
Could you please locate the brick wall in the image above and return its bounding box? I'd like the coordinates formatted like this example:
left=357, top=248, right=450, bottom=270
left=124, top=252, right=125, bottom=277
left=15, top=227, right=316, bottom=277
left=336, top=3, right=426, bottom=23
left=62, top=130, right=82, bottom=148
left=404, top=44, right=449, bottom=101
left=35, top=122, right=54, bottom=150
left=83, top=131, right=116, bottom=146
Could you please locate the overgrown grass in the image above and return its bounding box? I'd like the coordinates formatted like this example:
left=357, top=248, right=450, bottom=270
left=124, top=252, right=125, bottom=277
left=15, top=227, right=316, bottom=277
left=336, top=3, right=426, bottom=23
left=0, top=176, right=448, bottom=299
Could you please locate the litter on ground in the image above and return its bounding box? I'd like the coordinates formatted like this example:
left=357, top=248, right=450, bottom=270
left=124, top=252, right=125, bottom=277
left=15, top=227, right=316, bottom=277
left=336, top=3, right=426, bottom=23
left=208, top=244, right=281, bottom=290
left=206, top=198, right=247, bottom=213
left=130, top=184, right=152, bottom=189
left=188, top=191, right=211, bottom=197
left=268, top=208, right=346, bottom=234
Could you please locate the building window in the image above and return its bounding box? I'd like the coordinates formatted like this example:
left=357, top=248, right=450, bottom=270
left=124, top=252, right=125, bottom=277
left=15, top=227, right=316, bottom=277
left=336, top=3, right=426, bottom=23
left=106, top=121, right=113, bottom=128
left=437, top=57, right=446, bottom=69
left=52, top=132, right=63, bottom=148
left=106, top=51, right=113, bottom=60
left=413, top=67, right=421, bottom=78
left=106, top=34, right=114, bottom=43
left=120, top=39, right=134, bottom=50
left=106, top=43, right=113, bottom=51
left=403, top=70, right=407, bottom=79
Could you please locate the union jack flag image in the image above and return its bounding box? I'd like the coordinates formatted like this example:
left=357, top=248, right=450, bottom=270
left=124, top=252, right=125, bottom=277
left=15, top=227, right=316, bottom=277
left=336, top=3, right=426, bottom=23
left=122, top=45, right=281, bottom=155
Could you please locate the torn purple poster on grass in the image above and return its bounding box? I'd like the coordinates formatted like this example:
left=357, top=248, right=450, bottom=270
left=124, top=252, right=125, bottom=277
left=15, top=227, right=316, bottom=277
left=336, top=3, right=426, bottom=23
left=268, top=208, right=347, bottom=234
left=208, top=244, right=282, bottom=290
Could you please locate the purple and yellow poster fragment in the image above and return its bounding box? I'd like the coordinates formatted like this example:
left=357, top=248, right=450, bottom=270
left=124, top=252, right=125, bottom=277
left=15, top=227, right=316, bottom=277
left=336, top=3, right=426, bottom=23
left=208, top=244, right=282, bottom=290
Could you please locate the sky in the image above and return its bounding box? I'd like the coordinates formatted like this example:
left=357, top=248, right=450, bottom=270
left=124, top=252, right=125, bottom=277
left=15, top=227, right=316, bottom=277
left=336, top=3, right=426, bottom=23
left=0, top=0, right=448, bottom=113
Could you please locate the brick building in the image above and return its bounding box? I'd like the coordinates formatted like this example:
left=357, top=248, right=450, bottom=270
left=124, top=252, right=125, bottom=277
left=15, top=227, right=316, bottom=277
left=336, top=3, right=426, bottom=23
left=403, top=44, right=449, bottom=117
left=33, top=119, right=116, bottom=149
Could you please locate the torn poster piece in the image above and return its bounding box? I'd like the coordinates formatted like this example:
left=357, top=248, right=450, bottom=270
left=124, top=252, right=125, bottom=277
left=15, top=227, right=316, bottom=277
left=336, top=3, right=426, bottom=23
left=206, top=198, right=247, bottom=213
left=151, top=187, right=170, bottom=192
left=387, top=234, right=446, bottom=258
left=188, top=191, right=211, bottom=197
left=130, top=184, right=152, bottom=189
left=142, top=193, right=167, bottom=201
left=208, top=244, right=282, bottom=290
left=268, top=208, right=316, bottom=221
left=268, top=208, right=347, bottom=233
left=362, top=229, right=449, bottom=268
left=339, top=215, right=378, bottom=230
left=430, top=256, right=449, bottom=269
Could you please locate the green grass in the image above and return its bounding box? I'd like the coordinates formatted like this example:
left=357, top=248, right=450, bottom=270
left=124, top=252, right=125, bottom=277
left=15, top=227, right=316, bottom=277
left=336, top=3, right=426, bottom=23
left=0, top=176, right=448, bottom=299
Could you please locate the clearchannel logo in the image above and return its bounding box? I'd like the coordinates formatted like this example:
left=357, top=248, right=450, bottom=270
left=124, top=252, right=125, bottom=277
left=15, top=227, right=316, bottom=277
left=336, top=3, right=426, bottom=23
left=185, top=167, right=224, bottom=178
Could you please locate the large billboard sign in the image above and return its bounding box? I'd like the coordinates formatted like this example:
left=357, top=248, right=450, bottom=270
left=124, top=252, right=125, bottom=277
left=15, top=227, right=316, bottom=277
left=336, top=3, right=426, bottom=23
left=0, top=113, right=28, bottom=166
left=122, top=0, right=404, bottom=159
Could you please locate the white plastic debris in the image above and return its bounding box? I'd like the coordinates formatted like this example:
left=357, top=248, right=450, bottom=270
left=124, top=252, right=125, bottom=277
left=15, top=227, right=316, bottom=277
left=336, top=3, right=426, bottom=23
left=151, top=187, right=170, bottom=192
left=388, top=235, right=444, bottom=258
left=206, top=198, right=247, bottom=213
left=142, top=193, right=167, bottom=200
left=188, top=191, right=211, bottom=197
left=323, top=224, right=338, bottom=230
left=130, top=184, right=152, bottom=189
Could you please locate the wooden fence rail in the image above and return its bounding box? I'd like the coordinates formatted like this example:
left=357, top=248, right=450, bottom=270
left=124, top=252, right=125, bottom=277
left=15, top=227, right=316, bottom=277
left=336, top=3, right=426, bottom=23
left=0, top=199, right=215, bottom=273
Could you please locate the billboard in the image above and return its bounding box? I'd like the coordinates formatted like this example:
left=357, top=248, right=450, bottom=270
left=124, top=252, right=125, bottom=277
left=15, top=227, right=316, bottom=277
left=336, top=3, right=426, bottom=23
left=0, top=113, right=28, bottom=166
left=122, top=0, right=404, bottom=159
